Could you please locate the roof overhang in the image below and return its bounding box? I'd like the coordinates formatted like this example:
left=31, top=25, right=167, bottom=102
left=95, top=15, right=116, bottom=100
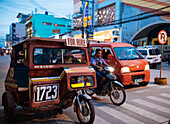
left=130, top=21, right=170, bottom=42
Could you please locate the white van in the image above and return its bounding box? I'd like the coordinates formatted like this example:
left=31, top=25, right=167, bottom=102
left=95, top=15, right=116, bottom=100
left=137, top=46, right=161, bottom=68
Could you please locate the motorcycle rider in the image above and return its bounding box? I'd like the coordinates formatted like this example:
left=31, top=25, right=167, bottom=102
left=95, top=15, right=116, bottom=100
left=90, top=49, right=109, bottom=89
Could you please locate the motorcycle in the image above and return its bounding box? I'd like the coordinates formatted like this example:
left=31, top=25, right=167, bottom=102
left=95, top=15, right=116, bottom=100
left=83, top=66, right=126, bottom=106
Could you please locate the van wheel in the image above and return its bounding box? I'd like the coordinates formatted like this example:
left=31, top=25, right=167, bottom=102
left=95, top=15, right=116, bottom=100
left=140, top=81, right=149, bottom=86
left=4, top=94, right=14, bottom=122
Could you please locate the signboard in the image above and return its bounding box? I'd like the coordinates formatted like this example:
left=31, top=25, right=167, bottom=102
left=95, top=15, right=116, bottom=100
left=66, top=38, right=87, bottom=47
left=158, top=30, right=167, bottom=45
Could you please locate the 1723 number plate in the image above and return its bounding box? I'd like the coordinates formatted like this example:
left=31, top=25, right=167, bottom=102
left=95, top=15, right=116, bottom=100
left=34, top=84, right=59, bottom=103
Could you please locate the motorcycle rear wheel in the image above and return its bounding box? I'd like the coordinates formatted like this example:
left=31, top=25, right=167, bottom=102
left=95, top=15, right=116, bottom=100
left=76, top=97, right=95, bottom=124
left=110, top=85, right=126, bottom=106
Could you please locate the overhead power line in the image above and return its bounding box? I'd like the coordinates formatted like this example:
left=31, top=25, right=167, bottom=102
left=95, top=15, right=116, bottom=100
left=73, top=6, right=170, bottom=30
left=101, top=5, right=170, bottom=26
left=27, top=0, right=58, bottom=16
left=95, top=12, right=170, bottom=28
left=118, top=0, right=170, bottom=19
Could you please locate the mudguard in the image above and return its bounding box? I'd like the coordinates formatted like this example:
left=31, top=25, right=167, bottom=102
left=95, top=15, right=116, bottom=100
left=79, top=94, right=91, bottom=100
left=112, top=81, right=124, bottom=87
left=74, top=94, right=91, bottom=112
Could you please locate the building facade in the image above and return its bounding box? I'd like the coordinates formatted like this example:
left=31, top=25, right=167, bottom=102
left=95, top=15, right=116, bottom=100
left=7, top=13, right=30, bottom=46
left=9, top=23, right=26, bottom=45
left=5, top=34, right=10, bottom=48
left=72, top=0, right=170, bottom=45
left=17, top=13, right=30, bottom=24
left=25, top=13, right=72, bottom=38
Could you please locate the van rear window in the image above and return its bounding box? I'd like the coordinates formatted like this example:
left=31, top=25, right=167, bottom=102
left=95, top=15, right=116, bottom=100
left=114, top=47, right=144, bottom=60
left=33, top=48, right=87, bottom=65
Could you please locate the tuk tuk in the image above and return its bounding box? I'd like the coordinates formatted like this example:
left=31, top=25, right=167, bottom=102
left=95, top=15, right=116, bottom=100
left=2, top=37, right=97, bottom=124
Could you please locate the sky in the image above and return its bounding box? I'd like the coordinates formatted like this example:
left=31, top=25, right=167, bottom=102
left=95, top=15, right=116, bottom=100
left=0, top=0, right=73, bottom=47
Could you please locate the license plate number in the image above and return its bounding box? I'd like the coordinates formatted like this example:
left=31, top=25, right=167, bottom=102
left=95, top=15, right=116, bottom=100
left=34, top=84, right=59, bottom=103
left=135, top=78, right=142, bottom=83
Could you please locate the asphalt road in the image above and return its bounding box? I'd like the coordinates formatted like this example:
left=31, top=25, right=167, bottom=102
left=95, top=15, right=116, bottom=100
left=0, top=55, right=170, bottom=124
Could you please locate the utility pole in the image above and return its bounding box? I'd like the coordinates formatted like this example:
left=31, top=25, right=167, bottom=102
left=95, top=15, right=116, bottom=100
left=81, top=0, right=84, bottom=38
left=92, top=0, right=94, bottom=28
left=86, top=1, right=89, bottom=42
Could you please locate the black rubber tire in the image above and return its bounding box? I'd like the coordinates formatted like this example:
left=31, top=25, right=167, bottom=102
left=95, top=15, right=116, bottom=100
left=140, top=81, right=149, bottom=86
left=85, top=89, right=94, bottom=97
left=110, top=85, right=126, bottom=106
left=4, top=94, right=14, bottom=122
left=76, top=98, right=95, bottom=124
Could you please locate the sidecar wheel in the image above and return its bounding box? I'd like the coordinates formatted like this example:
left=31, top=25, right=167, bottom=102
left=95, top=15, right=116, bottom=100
left=76, top=97, right=95, bottom=124
left=4, top=94, right=14, bottom=122
left=110, top=85, right=126, bottom=106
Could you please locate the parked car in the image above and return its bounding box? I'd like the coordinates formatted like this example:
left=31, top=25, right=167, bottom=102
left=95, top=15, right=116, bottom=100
left=0, top=50, right=4, bottom=56
left=137, top=47, right=161, bottom=68
left=0, top=49, right=5, bottom=56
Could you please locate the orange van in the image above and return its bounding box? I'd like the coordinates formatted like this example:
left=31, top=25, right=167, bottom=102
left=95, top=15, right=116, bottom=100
left=89, top=42, right=150, bottom=86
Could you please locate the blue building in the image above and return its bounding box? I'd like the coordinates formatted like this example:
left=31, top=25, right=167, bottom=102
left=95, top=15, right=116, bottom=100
left=72, top=0, right=170, bottom=46
left=7, top=13, right=30, bottom=47
left=25, top=12, right=72, bottom=38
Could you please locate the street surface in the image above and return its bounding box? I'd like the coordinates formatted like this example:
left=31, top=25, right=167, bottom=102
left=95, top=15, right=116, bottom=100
left=0, top=55, right=170, bottom=124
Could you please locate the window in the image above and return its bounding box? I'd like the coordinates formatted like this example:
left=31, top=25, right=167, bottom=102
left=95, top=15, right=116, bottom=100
left=54, top=24, right=65, bottom=27
left=98, top=4, right=115, bottom=25
left=114, top=47, right=144, bottom=60
left=102, top=48, right=113, bottom=59
left=34, top=48, right=51, bottom=65
left=33, top=48, right=87, bottom=65
left=149, top=49, right=156, bottom=55
left=138, top=50, right=147, bottom=56
left=149, top=49, right=160, bottom=55
left=91, top=47, right=101, bottom=57
left=24, top=49, right=28, bottom=61
left=52, top=29, right=60, bottom=33
left=155, top=49, right=160, bottom=55
left=15, top=50, right=24, bottom=65
left=43, top=22, right=52, bottom=25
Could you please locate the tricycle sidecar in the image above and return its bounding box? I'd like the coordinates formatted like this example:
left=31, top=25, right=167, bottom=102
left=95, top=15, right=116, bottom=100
left=2, top=37, right=97, bottom=124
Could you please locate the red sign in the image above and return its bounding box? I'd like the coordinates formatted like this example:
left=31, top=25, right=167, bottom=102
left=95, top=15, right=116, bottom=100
left=158, top=30, right=167, bottom=45
left=66, top=38, right=87, bottom=47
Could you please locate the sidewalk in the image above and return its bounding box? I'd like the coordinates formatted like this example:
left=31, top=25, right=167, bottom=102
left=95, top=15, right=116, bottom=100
left=150, top=69, right=170, bottom=84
